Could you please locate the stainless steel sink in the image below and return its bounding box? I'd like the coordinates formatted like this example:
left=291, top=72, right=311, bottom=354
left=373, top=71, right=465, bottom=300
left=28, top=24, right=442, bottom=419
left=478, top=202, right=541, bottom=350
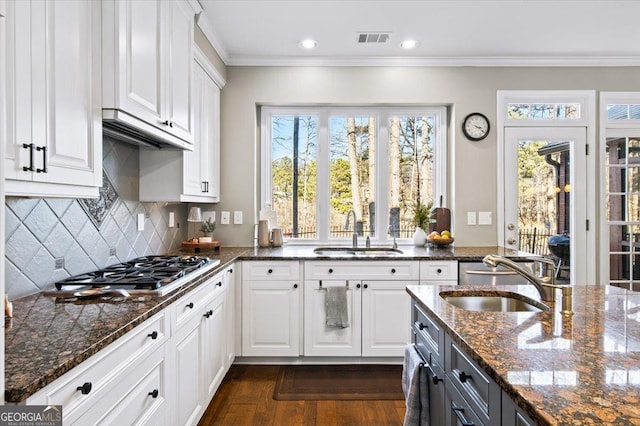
left=440, top=292, right=549, bottom=312
left=313, top=247, right=403, bottom=257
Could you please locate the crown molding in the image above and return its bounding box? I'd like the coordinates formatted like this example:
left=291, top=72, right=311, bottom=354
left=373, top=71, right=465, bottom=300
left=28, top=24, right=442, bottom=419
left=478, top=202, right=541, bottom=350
left=195, top=10, right=229, bottom=64
left=224, top=55, right=640, bottom=67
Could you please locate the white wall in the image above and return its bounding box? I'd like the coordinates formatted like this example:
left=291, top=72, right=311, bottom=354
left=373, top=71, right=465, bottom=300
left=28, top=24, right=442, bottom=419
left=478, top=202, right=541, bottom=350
left=216, top=66, right=640, bottom=246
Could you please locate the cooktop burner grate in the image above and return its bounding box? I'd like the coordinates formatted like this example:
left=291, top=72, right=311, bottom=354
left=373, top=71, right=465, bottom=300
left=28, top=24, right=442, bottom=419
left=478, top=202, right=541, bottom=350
left=54, top=255, right=211, bottom=290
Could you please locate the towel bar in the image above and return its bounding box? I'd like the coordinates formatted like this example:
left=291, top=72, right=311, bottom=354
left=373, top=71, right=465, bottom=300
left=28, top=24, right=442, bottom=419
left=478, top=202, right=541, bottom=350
left=412, top=344, right=443, bottom=385
left=318, top=280, right=350, bottom=290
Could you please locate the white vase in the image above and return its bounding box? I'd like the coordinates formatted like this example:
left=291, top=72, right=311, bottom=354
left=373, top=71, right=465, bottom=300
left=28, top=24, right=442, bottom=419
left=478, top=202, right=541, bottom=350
left=413, top=227, right=427, bottom=246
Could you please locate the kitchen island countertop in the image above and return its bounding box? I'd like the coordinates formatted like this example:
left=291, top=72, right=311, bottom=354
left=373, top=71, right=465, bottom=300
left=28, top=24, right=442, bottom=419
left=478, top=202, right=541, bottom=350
left=407, top=283, right=640, bottom=425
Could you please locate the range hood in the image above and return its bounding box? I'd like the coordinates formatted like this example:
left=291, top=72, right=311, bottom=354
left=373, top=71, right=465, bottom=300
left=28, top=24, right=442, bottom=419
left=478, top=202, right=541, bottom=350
left=102, top=109, right=193, bottom=151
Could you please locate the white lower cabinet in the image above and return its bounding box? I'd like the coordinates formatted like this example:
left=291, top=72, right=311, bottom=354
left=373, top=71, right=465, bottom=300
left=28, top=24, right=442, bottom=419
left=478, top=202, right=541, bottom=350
left=304, top=261, right=418, bottom=357
left=26, top=263, right=236, bottom=426
left=241, top=261, right=302, bottom=356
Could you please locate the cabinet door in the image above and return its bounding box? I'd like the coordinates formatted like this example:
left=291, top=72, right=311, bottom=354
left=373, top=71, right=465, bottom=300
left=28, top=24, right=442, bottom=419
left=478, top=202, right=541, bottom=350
left=174, top=317, right=204, bottom=426
left=202, top=293, right=226, bottom=403
left=182, top=61, right=206, bottom=196
left=362, top=280, right=413, bottom=357
left=242, top=280, right=301, bottom=356
left=303, top=280, right=361, bottom=357
left=6, top=0, right=101, bottom=196
left=165, top=0, right=194, bottom=143
left=116, top=0, right=164, bottom=126
left=199, top=72, right=220, bottom=200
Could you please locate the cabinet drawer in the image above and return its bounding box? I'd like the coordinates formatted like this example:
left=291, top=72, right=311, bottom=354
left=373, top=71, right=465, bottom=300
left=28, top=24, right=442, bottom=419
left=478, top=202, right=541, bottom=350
left=447, top=337, right=494, bottom=424
left=305, top=261, right=419, bottom=280
left=27, top=312, right=167, bottom=419
left=173, top=275, right=224, bottom=331
left=420, top=261, right=458, bottom=281
left=413, top=303, right=443, bottom=366
left=242, top=261, right=300, bottom=280
left=446, top=376, right=486, bottom=426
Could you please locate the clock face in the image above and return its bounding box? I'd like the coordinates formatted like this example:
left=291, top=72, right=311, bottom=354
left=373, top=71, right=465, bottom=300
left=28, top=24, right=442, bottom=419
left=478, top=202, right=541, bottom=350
left=462, top=113, right=490, bottom=141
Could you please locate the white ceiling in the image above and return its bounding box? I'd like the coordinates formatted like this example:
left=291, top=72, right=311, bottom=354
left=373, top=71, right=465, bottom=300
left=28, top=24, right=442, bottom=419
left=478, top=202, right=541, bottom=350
left=198, top=0, right=640, bottom=66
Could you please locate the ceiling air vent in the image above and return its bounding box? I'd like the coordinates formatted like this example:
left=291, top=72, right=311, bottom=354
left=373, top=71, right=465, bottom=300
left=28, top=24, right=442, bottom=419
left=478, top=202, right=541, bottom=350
left=357, top=33, right=391, bottom=44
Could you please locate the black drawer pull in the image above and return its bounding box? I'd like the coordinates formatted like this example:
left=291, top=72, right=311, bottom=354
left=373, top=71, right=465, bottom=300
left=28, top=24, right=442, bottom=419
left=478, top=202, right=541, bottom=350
left=229, top=269, right=233, bottom=273
left=203, top=310, right=213, bottom=318
left=22, top=143, right=34, bottom=171
left=186, top=302, right=194, bottom=309
left=328, top=268, right=333, bottom=274
left=459, top=371, right=472, bottom=383
left=432, top=374, right=443, bottom=385
left=268, top=269, right=273, bottom=274
left=148, top=389, right=159, bottom=398
left=293, top=283, right=298, bottom=289
left=216, top=281, right=222, bottom=287
left=147, top=331, right=158, bottom=340
left=36, top=145, right=47, bottom=173
left=452, top=405, right=474, bottom=426
left=356, top=283, right=361, bottom=288
left=418, top=322, right=426, bottom=331
left=436, top=268, right=442, bottom=274
left=391, top=268, right=396, bottom=274
left=76, top=382, right=92, bottom=395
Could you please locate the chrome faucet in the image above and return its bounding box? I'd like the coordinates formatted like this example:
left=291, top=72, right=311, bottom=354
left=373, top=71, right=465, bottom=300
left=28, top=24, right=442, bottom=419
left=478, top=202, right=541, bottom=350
left=345, top=209, right=358, bottom=248
left=482, top=254, right=572, bottom=313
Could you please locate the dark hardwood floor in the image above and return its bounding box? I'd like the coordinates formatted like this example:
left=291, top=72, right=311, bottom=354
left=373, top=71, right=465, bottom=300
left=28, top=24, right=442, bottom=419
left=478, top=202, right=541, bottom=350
left=198, top=365, right=406, bottom=426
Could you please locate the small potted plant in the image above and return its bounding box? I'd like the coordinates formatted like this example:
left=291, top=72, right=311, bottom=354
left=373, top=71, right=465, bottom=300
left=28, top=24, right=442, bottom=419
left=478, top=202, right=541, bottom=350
left=412, top=199, right=433, bottom=246
left=200, top=218, right=217, bottom=237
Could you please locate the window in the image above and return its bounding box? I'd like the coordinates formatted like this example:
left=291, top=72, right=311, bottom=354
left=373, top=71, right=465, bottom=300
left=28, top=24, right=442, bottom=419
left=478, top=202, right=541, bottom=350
left=261, top=107, right=447, bottom=244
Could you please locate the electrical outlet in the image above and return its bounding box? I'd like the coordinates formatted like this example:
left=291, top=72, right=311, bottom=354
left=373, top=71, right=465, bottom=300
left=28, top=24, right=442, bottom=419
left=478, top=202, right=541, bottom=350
left=54, top=258, right=64, bottom=269
left=169, top=212, right=175, bottom=227
left=220, top=211, right=230, bottom=225
left=478, top=211, right=492, bottom=225
left=234, top=211, right=243, bottom=224
left=109, top=247, right=117, bottom=257
left=137, top=213, right=145, bottom=231
left=467, top=211, right=477, bottom=225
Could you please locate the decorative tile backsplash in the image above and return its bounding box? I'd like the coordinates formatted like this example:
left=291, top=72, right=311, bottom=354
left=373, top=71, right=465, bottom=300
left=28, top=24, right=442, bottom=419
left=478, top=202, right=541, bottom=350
left=4, top=138, right=188, bottom=300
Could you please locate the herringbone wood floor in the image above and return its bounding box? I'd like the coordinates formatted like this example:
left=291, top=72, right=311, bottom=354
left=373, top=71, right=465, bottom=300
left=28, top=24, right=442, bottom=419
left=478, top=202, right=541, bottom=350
left=198, top=365, right=406, bottom=426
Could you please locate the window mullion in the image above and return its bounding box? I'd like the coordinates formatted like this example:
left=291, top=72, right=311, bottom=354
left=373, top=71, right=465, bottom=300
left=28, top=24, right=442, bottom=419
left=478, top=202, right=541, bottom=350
left=317, top=109, right=330, bottom=242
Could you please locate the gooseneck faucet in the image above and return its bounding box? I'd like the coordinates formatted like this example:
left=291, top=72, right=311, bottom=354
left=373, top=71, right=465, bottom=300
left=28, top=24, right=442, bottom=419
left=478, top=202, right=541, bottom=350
left=345, top=209, right=358, bottom=248
left=482, top=254, right=572, bottom=313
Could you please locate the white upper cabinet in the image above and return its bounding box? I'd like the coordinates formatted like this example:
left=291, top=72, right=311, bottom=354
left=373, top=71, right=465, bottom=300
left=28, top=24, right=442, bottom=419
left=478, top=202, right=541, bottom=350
left=102, top=0, right=197, bottom=149
left=140, top=47, right=224, bottom=203
left=4, top=0, right=102, bottom=198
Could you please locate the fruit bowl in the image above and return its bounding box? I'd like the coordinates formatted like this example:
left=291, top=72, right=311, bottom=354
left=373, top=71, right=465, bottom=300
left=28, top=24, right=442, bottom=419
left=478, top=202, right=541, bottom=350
left=427, top=237, right=454, bottom=247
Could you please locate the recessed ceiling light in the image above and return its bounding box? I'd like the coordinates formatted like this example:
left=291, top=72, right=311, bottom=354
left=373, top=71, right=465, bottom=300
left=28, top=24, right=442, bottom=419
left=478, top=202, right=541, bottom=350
left=299, top=39, right=318, bottom=50
left=400, top=39, right=418, bottom=50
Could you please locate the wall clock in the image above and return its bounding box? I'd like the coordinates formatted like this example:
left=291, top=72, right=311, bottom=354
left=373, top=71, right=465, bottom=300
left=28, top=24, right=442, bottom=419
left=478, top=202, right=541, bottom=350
left=462, top=112, right=490, bottom=141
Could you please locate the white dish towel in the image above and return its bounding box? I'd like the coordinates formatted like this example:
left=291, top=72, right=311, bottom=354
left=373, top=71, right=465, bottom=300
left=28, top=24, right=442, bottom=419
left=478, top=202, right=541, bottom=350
left=325, top=286, right=349, bottom=328
left=402, top=344, right=430, bottom=426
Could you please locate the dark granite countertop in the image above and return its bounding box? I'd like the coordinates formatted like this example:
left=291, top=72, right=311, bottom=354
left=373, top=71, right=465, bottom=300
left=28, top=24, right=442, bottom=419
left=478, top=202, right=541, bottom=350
left=406, top=284, right=640, bottom=425
left=3, top=244, right=530, bottom=403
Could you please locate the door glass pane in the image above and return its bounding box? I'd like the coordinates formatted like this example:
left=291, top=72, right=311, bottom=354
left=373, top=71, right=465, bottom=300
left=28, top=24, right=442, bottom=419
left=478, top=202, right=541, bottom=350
left=329, top=116, right=376, bottom=238
left=271, top=115, right=318, bottom=239
left=517, top=140, right=571, bottom=283
left=388, top=115, right=435, bottom=238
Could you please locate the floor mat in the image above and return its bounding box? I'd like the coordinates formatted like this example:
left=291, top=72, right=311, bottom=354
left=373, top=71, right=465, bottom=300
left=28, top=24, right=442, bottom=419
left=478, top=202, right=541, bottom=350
left=272, top=364, right=404, bottom=401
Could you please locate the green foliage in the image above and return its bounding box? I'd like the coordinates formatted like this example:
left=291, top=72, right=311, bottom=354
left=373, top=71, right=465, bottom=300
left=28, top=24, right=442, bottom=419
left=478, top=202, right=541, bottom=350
left=412, top=199, right=433, bottom=229
left=200, top=218, right=216, bottom=233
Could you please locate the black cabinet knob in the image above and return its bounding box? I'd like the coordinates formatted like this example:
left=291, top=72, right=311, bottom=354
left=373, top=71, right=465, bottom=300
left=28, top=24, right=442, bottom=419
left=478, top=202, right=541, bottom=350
left=356, top=283, right=361, bottom=288
left=216, top=281, right=222, bottom=287
left=363, top=283, right=368, bottom=289
left=147, top=331, right=158, bottom=340
left=418, top=322, right=426, bottom=331
left=459, top=371, right=472, bottom=383
left=148, top=389, right=159, bottom=398
left=391, top=268, right=396, bottom=274
left=186, top=302, right=194, bottom=309
left=203, top=310, right=213, bottom=319
left=229, top=269, right=233, bottom=274
left=328, top=268, right=333, bottom=274
left=76, top=382, right=92, bottom=395
left=436, top=268, right=442, bottom=274
left=293, top=284, right=298, bottom=289
left=162, top=120, right=170, bottom=126
left=432, top=375, right=443, bottom=385
left=268, top=269, right=273, bottom=274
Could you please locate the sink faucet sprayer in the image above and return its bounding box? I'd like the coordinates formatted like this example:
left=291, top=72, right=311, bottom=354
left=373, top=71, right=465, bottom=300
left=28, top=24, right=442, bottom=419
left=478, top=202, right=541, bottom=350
left=345, top=210, right=358, bottom=248
left=482, top=254, right=572, bottom=314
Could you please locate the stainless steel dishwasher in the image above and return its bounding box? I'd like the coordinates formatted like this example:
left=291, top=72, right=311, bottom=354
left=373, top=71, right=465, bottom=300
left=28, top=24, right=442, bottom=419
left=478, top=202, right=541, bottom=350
left=458, top=260, right=535, bottom=286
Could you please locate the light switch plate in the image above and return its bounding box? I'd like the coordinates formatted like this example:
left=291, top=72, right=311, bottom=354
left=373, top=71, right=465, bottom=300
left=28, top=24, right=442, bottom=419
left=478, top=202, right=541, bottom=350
left=234, top=211, right=243, bottom=224
left=220, top=211, right=230, bottom=225
left=137, top=213, right=145, bottom=231
left=169, top=212, right=175, bottom=228
left=478, top=211, right=492, bottom=225
left=467, top=211, right=477, bottom=225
